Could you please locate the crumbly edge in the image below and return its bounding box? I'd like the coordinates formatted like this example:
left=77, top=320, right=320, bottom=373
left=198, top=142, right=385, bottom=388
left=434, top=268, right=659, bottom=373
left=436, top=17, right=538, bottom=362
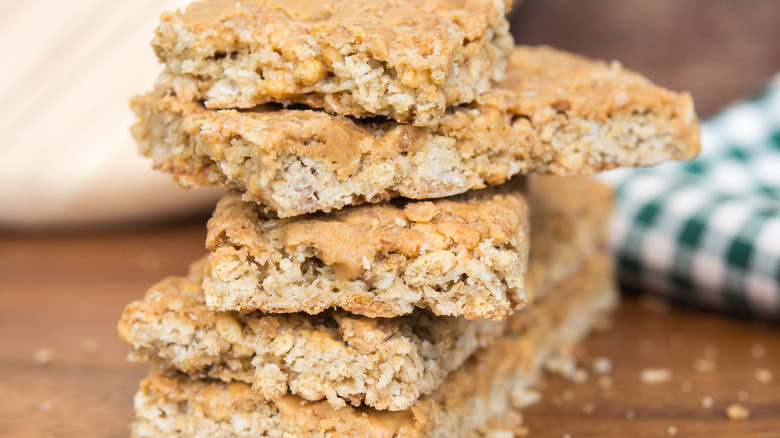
left=152, top=1, right=513, bottom=126
left=130, top=253, right=617, bottom=438
left=204, top=179, right=529, bottom=320
left=119, top=258, right=506, bottom=411
left=202, top=177, right=608, bottom=319
left=133, top=45, right=699, bottom=217
left=119, top=177, right=609, bottom=411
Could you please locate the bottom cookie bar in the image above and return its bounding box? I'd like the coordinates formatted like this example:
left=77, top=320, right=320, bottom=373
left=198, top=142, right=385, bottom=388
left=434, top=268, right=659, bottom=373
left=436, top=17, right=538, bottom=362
left=131, top=253, right=617, bottom=438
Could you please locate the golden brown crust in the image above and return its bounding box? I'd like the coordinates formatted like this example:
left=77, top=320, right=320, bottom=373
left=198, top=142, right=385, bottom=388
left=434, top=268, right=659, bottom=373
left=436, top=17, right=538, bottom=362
left=133, top=46, right=699, bottom=217
left=152, top=0, right=513, bottom=126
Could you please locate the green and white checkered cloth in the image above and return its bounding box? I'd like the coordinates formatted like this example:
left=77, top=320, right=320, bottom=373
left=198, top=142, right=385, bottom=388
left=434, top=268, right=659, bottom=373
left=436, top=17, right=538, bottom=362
left=605, top=75, right=780, bottom=319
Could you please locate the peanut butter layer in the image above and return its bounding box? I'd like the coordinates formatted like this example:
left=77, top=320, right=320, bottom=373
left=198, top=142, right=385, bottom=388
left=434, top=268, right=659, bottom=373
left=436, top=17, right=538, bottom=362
left=204, top=177, right=530, bottom=320
left=151, top=0, right=513, bottom=127
left=119, top=177, right=611, bottom=410
left=130, top=253, right=618, bottom=438
left=133, top=45, right=699, bottom=218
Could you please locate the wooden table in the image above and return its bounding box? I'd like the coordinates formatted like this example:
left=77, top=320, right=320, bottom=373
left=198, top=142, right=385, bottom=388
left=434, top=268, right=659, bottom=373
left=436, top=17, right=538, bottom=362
left=1, top=221, right=778, bottom=437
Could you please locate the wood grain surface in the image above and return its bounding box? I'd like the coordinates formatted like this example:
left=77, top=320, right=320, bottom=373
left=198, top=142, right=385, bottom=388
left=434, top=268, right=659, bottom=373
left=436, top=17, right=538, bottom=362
left=1, top=222, right=779, bottom=437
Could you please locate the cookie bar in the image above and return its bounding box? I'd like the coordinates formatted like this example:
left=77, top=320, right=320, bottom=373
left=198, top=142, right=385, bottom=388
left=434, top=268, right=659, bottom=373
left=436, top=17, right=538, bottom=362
left=204, top=177, right=528, bottom=319
left=130, top=253, right=617, bottom=437
left=203, top=176, right=608, bottom=319
left=118, top=177, right=609, bottom=410
left=151, top=0, right=513, bottom=127
left=132, top=45, right=699, bottom=217
left=119, top=258, right=505, bottom=411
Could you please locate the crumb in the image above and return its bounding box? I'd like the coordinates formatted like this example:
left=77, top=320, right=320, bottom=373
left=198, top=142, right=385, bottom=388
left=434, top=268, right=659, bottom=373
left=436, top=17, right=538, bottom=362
left=639, top=339, right=654, bottom=354
left=738, top=391, right=749, bottom=402
left=626, top=410, right=636, bottom=420
left=667, top=425, right=677, bottom=435
left=563, top=435, right=572, bottom=438
left=580, top=402, right=595, bottom=414
left=33, top=349, right=54, bottom=365
left=680, top=381, right=693, bottom=393
left=572, top=368, right=589, bottom=384
left=544, top=354, right=577, bottom=380
left=513, top=390, right=542, bottom=408
left=81, top=339, right=99, bottom=355
left=668, top=333, right=685, bottom=348
left=702, top=396, right=714, bottom=409
left=598, top=375, right=613, bottom=390
left=637, top=294, right=671, bottom=314
left=640, top=368, right=672, bottom=384
left=592, top=357, right=613, bottom=374
left=40, top=401, right=53, bottom=412
left=755, top=368, right=773, bottom=384
left=750, top=344, right=766, bottom=359
left=563, top=390, right=575, bottom=401
left=694, top=358, right=716, bottom=373
left=726, top=403, right=749, bottom=421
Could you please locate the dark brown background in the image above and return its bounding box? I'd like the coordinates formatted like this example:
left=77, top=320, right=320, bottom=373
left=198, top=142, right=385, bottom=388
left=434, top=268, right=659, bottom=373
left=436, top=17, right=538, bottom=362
left=2, top=1, right=780, bottom=437
left=512, top=0, right=780, bottom=117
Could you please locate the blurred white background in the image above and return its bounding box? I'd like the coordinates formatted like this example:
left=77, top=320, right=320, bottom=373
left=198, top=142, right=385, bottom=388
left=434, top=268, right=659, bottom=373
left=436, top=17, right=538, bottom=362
left=0, top=0, right=222, bottom=229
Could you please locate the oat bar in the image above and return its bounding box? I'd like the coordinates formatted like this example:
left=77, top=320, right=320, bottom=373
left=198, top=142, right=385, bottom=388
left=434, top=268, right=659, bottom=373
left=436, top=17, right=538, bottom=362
left=132, top=46, right=699, bottom=217
left=151, top=0, right=513, bottom=126
left=130, top=253, right=617, bottom=437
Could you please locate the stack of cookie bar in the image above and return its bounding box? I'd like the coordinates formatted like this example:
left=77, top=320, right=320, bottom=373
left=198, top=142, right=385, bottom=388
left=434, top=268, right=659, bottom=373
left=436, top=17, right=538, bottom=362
left=119, top=0, right=701, bottom=436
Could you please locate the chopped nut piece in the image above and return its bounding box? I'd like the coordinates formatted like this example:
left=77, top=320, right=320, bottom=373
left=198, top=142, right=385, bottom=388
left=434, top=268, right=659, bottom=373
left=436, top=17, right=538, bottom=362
left=755, top=368, right=773, bottom=384
left=598, top=375, right=613, bottom=390
left=40, top=401, right=53, bottom=412
left=33, top=349, right=54, bottom=365
left=572, top=368, right=589, bottom=384
left=580, top=402, right=595, bottom=414
left=81, top=338, right=99, bottom=355
left=592, top=357, right=613, bottom=374
left=726, top=403, right=750, bottom=421
left=702, top=396, right=714, bottom=409
left=640, top=368, right=672, bottom=384
left=667, top=425, right=677, bottom=435
left=512, top=390, right=542, bottom=408
left=694, top=358, right=716, bottom=373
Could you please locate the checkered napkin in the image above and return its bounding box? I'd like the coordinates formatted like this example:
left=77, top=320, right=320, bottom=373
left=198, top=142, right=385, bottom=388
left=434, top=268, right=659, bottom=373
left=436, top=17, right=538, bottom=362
left=605, top=74, right=780, bottom=319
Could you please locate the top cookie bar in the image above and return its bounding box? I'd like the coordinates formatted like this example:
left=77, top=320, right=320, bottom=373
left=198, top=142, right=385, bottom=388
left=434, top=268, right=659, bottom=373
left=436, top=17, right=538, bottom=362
left=152, top=0, right=513, bottom=126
